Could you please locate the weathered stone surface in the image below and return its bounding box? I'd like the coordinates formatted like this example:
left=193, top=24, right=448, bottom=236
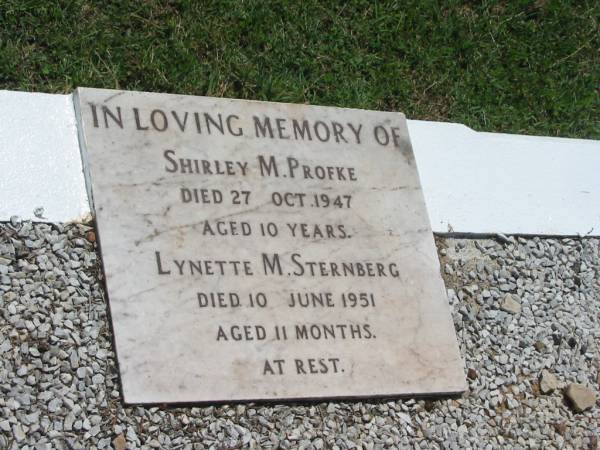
left=539, top=370, right=559, bottom=394
left=74, top=88, right=465, bottom=403
left=500, top=294, right=521, bottom=314
left=113, top=434, right=126, bottom=450
left=534, top=340, right=547, bottom=353
left=565, top=384, right=597, bottom=412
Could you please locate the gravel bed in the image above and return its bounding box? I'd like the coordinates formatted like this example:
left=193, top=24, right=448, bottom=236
left=0, top=220, right=598, bottom=449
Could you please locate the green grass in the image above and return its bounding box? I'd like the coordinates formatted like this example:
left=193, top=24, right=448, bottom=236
left=1, top=0, right=598, bottom=138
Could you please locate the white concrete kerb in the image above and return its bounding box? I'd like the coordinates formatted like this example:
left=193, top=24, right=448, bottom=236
left=1, top=89, right=599, bottom=236
left=0, top=91, right=89, bottom=223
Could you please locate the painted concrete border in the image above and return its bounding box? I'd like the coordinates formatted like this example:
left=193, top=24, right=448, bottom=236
left=1, top=90, right=599, bottom=236
left=0, top=91, right=89, bottom=223
left=409, top=120, right=600, bottom=236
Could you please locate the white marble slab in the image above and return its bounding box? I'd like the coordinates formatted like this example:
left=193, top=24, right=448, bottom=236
left=74, top=87, right=465, bottom=404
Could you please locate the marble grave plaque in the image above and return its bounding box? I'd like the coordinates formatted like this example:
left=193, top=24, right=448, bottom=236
left=74, top=88, right=466, bottom=403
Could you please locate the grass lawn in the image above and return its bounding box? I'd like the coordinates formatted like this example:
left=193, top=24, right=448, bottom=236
left=1, top=1, right=598, bottom=138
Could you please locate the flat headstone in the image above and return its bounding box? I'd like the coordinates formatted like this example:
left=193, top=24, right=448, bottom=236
left=74, top=87, right=465, bottom=404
